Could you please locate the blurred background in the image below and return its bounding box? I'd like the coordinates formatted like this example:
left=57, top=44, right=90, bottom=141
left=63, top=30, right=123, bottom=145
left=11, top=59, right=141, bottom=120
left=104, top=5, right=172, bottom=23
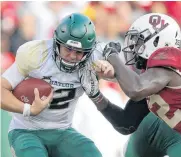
left=1, top=1, right=181, bottom=157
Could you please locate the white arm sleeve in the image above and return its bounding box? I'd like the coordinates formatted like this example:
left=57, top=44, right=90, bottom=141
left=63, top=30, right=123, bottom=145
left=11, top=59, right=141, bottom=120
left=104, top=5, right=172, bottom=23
left=2, top=63, right=25, bottom=89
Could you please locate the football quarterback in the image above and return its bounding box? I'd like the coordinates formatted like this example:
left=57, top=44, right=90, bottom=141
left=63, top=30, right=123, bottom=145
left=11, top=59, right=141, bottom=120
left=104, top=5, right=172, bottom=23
left=1, top=13, right=103, bottom=157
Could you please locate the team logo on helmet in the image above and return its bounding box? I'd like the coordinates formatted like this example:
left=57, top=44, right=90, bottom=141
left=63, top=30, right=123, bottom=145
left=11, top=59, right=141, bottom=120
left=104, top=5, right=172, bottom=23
left=149, top=15, right=169, bottom=31
left=66, top=40, right=82, bottom=48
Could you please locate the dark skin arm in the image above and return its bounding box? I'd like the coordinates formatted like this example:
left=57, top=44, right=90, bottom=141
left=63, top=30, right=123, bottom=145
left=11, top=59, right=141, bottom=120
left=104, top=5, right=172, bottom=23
left=80, top=61, right=149, bottom=135
left=90, top=93, right=149, bottom=135
left=107, top=54, right=172, bottom=101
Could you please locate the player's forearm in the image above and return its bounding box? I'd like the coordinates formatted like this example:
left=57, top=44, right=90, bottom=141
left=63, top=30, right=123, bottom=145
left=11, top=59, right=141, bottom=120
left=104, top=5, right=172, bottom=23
left=101, top=98, right=149, bottom=135
left=91, top=92, right=149, bottom=135
left=108, top=54, right=141, bottom=100
left=1, top=88, right=24, bottom=114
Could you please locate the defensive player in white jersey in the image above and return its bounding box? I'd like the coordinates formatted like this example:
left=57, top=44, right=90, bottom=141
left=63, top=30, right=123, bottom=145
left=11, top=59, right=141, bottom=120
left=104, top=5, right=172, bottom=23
left=1, top=13, right=105, bottom=157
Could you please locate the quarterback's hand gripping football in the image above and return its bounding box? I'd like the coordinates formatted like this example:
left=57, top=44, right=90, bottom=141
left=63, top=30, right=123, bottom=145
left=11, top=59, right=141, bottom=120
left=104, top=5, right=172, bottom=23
left=79, top=66, right=100, bottom=98
left=30, top=88, right=53, bottom=116
left=103, top=42, right=122, bottom=60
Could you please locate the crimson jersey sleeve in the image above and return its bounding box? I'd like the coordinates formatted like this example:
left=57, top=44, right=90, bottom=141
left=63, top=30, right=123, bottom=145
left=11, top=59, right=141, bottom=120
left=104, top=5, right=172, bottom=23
left=147, top=47, right=181, bottom=71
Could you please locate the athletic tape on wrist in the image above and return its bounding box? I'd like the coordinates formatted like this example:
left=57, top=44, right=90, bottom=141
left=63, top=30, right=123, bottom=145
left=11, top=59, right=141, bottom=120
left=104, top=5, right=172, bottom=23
left=23, top=103, right=31, bottom=117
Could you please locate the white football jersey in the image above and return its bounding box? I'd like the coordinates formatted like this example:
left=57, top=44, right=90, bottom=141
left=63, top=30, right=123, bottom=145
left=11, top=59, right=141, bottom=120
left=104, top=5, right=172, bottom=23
left=2, top=39, right=105, bottom=131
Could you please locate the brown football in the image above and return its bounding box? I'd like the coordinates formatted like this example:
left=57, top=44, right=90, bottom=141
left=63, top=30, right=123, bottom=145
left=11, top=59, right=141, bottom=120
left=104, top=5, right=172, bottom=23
left=12, top=78, right=52, bottom=104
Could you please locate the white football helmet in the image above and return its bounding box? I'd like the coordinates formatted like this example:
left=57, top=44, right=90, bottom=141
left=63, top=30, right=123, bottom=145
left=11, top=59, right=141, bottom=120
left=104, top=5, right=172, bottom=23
left=122, top=13, right=181, bottom=66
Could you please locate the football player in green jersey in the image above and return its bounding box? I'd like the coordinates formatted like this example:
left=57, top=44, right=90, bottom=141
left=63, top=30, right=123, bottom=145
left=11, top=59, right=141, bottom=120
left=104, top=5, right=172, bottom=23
left=1, top=13, right=102, bottom=157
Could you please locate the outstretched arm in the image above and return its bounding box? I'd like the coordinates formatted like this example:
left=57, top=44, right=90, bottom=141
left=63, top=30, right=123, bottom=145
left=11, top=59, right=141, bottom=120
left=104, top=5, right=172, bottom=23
left=100, top=98, right=149, bottom=135
left=103, top=42, right=172, bottom=101
left=89, top=92, right=149, bottom=135
left=79, top=66, right=149, bottom=135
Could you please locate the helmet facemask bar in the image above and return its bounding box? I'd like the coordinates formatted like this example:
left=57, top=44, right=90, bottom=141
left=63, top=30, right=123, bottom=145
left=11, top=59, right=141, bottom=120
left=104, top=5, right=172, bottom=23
left=123, top=29, right=151, bottom=65
left=53, top=35, right=94, bottom=73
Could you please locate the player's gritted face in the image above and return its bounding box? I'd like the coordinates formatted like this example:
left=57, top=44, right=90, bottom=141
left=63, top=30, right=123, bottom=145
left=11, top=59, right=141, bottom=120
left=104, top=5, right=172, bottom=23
left=59, top=45, right=84, bottom=63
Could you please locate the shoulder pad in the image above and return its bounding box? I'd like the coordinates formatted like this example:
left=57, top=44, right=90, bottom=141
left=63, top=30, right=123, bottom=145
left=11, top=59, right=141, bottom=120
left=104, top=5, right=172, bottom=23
left=16, top=40, right=49, bottom=76
left=147, top=47, right=181, bottom=71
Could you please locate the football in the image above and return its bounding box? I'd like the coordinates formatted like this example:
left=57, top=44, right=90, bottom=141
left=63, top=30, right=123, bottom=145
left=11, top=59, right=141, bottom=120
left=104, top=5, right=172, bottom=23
left=12, top=78, right=52, bottom=104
